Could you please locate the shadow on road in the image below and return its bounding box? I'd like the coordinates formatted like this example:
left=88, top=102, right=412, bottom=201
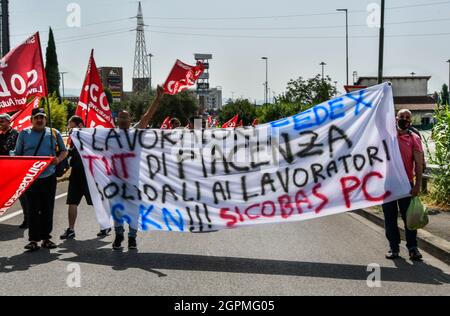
left=1, top=238, right=448, bottom=285
left=52, top=238, right=450, bottom=285
left=0, top=224, right=26, bottom=242
left=0, top=250, right=61, bottom=273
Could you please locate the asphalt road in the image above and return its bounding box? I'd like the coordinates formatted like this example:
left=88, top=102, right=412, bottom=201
left=0, top=181, right=449, bottom=296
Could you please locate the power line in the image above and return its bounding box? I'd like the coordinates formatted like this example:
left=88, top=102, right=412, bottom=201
left=145, top=16, right=450, bottom=31
left=11, top=17, right=132, bottom=38
left=142, top=0, right=450, bottom=20
left=149, top=29, right=450, bottom=39
left=55, top=27, right=132, bottom=41
left=57, top=30, right=132, bottom=44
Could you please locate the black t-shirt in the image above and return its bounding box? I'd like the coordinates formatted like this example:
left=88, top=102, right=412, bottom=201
left=69, top=144, right=84, bottom=171
left=0, top=128, right=19, bottom=156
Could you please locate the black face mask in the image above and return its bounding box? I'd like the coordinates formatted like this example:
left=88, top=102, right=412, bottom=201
left=397, top=119, right=410, bottom=130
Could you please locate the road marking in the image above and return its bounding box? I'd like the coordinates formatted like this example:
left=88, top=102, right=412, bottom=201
left=0, top=193, right=68, bottom=223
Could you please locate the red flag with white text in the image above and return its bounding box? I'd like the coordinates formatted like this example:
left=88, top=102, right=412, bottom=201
left=163, top=60, right=205, bottom=95
left=75, top=50, right=114, bottom=128
left=207, top=115, right=213, bottom=128
left=160, top=116, right=173, bottom=129
left=0, top=156, right=53, bottom=216
left=222, top=114, right=239, bottom=128
left=10, top=97, right=41, bottom=131
left=0, top=32, right=47, bottom=114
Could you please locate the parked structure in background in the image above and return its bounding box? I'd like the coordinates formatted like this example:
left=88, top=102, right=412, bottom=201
left=356, top=76, right=437, bottom=129
left=205, top=87, right=222, bottom=110
left=195, top=54, right=212, bottom=109
left=99, top=67, right=123, bottom=102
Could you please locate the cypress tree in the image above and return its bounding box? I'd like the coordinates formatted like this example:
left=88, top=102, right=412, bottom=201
left=45, top=27, right=61, bottom=99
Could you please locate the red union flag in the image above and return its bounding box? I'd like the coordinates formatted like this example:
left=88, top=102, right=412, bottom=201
left=0, top=32, right=47, bottom=114
left=160, top=116, right=172, bottom=129
left=222, top=114, right=239, bottom=128
left=10, top=97, right=41, bottom=131
left=0, top=156, right=53, bottom=216
left=163, top=60, right=205, bottom=95
left=75, top=50, right=114, bottom=128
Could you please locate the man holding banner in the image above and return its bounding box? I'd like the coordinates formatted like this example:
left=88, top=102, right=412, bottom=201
left=382, top=109, right=424, bottom=261
left=15, top=108, right=67, bottom=251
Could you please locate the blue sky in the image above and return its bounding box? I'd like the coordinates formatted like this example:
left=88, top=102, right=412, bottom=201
left=9, top=0, right=450, bottom=102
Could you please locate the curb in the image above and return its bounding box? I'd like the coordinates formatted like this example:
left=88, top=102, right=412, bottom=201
left=353, top=209, right=450, bottom=265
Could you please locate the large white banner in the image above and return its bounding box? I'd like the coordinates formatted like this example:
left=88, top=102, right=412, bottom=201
left=72, top=83, right=411, bottom=232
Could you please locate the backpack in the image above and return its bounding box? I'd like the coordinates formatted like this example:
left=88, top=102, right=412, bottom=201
left=51, top=128, right=70, bottom=177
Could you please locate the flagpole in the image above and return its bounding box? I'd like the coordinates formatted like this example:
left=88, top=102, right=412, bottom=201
left=84, top=49, right=94, bottom=127
left=36, top=32, right=54, bottom=151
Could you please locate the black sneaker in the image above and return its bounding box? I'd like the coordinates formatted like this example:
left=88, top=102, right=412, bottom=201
left=41, top=240, right=57, bottom=249
left=385, top=250, right=400, bottom=260
left=19, top=221, right=28, bottom=229
left=97, top=228, right=112, bottom=238
left=112, top=234, right=124, bottom=250
left=409, top=248, right=423, bottom=261
left=128, top=237, right=137, bottom=250
left=60, top=228, right=75, bottom=240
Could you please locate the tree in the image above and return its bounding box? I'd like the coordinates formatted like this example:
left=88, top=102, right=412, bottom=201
left=123, top=91, right=153, bottom=122
left=440, top=84, right=449, bottom=106
left=219, top=99, right=257, bottom=125
left=150, top=90, right=199, bottom=127
left=120, top=90, right=199, bottom=127
left=66, top=101, right=77, bottom=119
left=104, top=87, right=114, bottom=105
left=43, top=92, right=68, bottom=132
left=433, top=91, right=441, bottom=105
left=427, top=105, right=450, bottom=206
left=277, top=75, right=337, bottom=106
left=45, top=27, right=61, bottom=99
left=256, top=102, right=311, bottom=124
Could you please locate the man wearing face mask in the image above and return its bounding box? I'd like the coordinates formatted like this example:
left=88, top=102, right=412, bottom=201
left=382, top=109, right=424, bottom=261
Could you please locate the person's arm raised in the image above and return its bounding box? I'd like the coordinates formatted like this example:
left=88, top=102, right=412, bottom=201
left=137, top=85, right=164, bottom=129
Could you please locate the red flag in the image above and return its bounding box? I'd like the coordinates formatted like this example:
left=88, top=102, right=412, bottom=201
left=222, top=114, right=239, bottom=128
left=207, top=116, right=213, bottom=128
left=10, top=97, right=41, bottom=131
left=0, top=156, right=53, bottom=216
left=252, top=118, right=259, bottom=126
left=75, top=50, right=114, bottom=128
left=237, top=119, right=244, bottom=127
left=160, top=116, right=173, bottom=129
left=163, top=60, right=205, bottom=95
left=0, top=32, right=47, bottom=114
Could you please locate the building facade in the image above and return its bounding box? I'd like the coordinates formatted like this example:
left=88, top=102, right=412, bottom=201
left=98, top=67, right=123, bottom=102
left=356, top=76, right=437, bottom=128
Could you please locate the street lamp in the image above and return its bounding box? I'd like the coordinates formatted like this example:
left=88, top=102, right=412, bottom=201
left=447, top=59, right=450, bottom=104
left=319, top=62, right=327, bottom=82
left=261, top=57, right=268, bottom=105
left=147, top=53, right=154, bottom=91
left=378, top=0, right=386, bottom=84
left=59, top=71, right=68, bottom=99
left=336, top=8, right=349, bottom=86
